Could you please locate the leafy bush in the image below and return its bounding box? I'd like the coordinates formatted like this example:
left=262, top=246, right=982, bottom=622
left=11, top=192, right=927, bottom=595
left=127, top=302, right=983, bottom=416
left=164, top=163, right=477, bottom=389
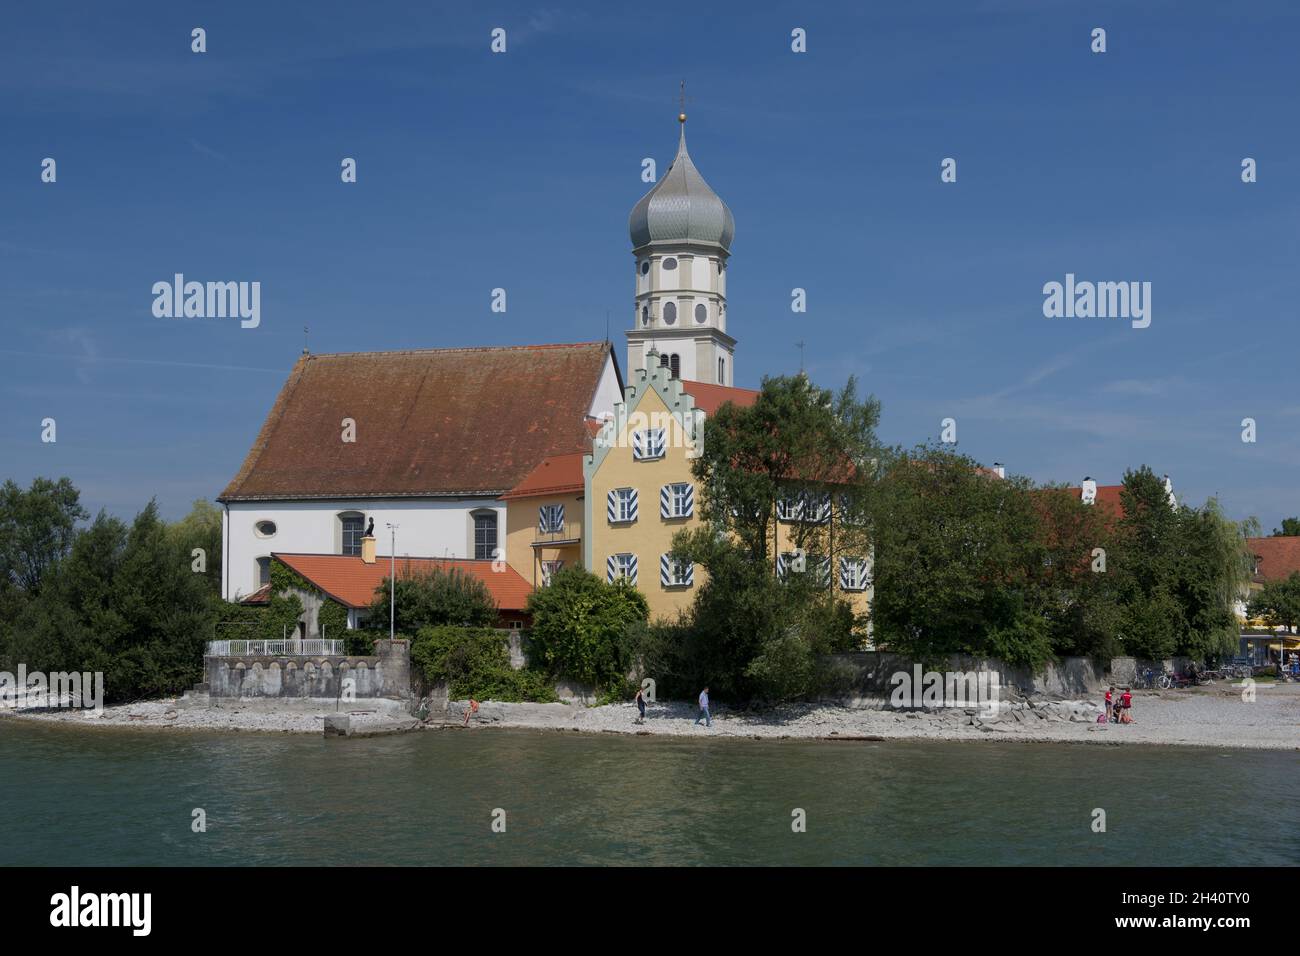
left=525, top=567, right=649, bottom=689
left=367, top=565, right=497, bottom=634
left=410, top=625, right=555, bottom=702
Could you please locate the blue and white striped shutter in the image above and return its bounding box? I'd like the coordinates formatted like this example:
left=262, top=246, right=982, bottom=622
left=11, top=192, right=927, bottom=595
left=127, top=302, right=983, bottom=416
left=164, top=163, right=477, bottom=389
left=681, top=483, right=694, bottom=516
left=777, top=553, right=790, bottom=580
left=606, top=490, right=616, bottom=522
left=838, top=557, right=853, bottom=590
left=681, top=560, right=694, bottom=586
left=650, top=428, right=666, bottom=458
left=606, top=554, right=616, bottom=583
left=632, top=430, right=645, bottom=460
left=659, top=553, right=672, bottom=585
left=626, top=554, right=639, bottom=585
left=816, top=557, right=832, bottom=588
left=660, top=485, right=671, bottom=518
left=627, top=489, right=639, bottom=521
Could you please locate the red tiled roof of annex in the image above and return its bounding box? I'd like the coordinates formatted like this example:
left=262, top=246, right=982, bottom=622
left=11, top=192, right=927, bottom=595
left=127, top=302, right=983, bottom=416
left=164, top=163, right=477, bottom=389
left=681, top=379, right=760, bottom=415
left=1246, top=536, right=1300, bottom=584
left=273, top=553, right=534, bottom=611
left=501, top=453, right=586, bottom=500
left=220, top=342, right=615, bottom=501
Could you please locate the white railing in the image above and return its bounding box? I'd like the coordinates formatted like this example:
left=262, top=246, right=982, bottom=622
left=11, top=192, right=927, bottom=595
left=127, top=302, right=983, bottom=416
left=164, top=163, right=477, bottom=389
left=205, top=639, right=344, bottom=658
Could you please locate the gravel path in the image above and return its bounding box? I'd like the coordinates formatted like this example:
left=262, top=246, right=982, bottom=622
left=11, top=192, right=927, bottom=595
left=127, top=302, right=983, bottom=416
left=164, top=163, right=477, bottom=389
left=5, top=682, right=1297, bottom=749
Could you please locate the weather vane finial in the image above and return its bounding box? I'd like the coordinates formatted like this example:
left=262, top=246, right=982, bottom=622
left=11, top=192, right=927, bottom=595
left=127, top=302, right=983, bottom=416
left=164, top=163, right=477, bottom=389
left=678, top=80, right=687, bottom=123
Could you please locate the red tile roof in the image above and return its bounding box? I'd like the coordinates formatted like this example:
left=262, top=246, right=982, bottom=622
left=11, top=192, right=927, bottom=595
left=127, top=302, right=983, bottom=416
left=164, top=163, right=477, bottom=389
left=1065, top=484, right=1126, bottom=519
left=500, top=453, right=585, bottom=500
left=1246, top=536, right=1300, bottom=583
left=681, top=379, right=760, bottom=415
left=239, top=583, right=273, bottom=605
left=273, top=553, right=534, bottom=610
left=220, top=342, right=614, bottom=501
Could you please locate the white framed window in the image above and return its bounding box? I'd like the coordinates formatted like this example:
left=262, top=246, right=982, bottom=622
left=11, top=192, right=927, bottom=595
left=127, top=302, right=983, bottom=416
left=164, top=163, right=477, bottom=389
left=632, top=428, right=666, bottom=460
left=660, top=553, right=694, bottom=588
left=473, top=511, right=498, bottom=560
left=339, top=512, right=365, bottom=556
left=776, top=496, right=802, bottom=522
left=606, top=487, right=639, bottom=524
left=255, top=556, right=271, bottom=586
left=803, top=492, right=831, bottom=524
left=776, top=551, right=799, bottom=580
left=607, top=552, right=638, bottom=585
left=538, top=503, right=565, bottom=534
left=541, top=559, right=564, bottom=586
left=660, top=482, right=694, bottom=519
left=839, top=557, right=870, bottom=592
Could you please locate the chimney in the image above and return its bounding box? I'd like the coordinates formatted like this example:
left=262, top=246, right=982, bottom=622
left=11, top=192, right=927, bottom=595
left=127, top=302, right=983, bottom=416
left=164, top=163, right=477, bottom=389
left=992, top=462, right=1005, bottom=479
left=361, top=535, right=376, bottom=564
left=1081, top=477, right=1097, bottom=505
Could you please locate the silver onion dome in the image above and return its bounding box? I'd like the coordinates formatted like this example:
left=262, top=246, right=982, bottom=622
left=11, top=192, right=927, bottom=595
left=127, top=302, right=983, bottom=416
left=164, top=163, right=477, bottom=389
left=629, top=121, right=734, bottom=252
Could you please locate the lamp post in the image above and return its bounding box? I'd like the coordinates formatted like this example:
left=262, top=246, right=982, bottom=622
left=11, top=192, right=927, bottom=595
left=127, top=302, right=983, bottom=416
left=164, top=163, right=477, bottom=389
left=386, top=522, right=399, bottom=640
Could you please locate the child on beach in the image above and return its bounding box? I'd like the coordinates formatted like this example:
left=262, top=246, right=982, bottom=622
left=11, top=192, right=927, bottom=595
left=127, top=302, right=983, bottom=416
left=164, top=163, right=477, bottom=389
left=462, top=697, right=479, bottom=727
left=1120, top=687, right=1133, bottom=724
left=1104, top=686, right=1114, bottom=722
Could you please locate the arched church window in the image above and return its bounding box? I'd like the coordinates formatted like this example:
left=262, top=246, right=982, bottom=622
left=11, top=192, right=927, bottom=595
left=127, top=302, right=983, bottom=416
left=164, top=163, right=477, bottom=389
left=670, top=354, right=681, bottom=379
left=663, top=258, right=678, bottom=271
left=659, top=353, right=669, bottom=369
left=663, top=301, right=677, bottom=325
left=695, top=303, right=707, bottom=324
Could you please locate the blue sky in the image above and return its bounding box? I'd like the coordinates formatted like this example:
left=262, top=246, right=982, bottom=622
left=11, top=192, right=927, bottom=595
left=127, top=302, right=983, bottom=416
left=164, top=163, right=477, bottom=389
left=3, top=0, right=1298, bottom=528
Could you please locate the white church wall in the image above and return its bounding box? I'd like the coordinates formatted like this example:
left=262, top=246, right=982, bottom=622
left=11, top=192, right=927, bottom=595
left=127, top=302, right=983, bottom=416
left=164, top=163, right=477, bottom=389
left=222, top=497, right=503, bottom=601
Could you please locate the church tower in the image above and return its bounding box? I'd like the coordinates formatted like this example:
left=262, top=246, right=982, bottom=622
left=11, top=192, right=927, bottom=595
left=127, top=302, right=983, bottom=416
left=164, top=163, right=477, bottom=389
left=626, top=112, right=736, bottom=386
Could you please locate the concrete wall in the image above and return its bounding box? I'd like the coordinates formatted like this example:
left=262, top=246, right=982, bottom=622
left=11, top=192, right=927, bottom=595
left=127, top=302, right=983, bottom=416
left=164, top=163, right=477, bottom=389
left=1107, top=656, right=1194, bottom=685
left=817, top=652, right=1106, bottom=706
left=205, top=639, right=410, bottom=700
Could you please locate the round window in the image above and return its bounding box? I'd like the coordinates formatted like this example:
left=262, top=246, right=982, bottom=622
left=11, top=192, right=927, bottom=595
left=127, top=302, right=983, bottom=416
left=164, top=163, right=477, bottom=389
left=695, top=303, right=707, bottom=324
left=663, top=301, right=677, bottom=325
left=662, top=257, right=677, bottom=271
left=640, top=261, right=649, bottom=276
left=255, top=520, right=277, bottom=538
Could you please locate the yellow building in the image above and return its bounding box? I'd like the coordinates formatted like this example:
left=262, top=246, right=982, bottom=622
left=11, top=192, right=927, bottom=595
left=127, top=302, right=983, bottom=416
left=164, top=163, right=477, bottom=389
left=500, top=452, right=587, bottom=590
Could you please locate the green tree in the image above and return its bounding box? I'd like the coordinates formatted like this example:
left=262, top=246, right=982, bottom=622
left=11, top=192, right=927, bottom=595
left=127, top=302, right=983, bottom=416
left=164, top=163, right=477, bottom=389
left=1248, top=573, right=1300, bottom=633
left=0, top=477, right=88, bottom=594
left=367, top=565, right=497, bottom=634
left=1272, top=517, right=1300, bottom=537
left=525, top=566, right=648, bottom=689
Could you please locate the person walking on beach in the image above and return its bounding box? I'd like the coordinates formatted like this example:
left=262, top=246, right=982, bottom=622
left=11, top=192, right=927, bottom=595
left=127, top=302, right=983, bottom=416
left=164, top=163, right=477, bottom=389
left=634, top=686, right=647, bottom=724
left=694, top=686, right=711, bottom=727
left=462, top=697, right=479, bottom=727
left=1120, top=687, right=1133, bottom=724
left=1104, top=686, right=1114, bottom=723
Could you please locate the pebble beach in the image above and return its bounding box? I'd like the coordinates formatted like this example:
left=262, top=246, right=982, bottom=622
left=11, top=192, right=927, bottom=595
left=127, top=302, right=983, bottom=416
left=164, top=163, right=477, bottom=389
left=5, top=681, right=1298, bottom=749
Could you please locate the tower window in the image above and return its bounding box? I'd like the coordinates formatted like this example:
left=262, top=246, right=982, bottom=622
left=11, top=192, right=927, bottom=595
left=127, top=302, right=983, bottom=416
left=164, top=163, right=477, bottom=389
left=662, top=257, right=678, bottom=271
left=640, top=261, right=649, bottom=276
left=695, top=303, right=707, bottom=324
left=663, top=301, right=677, bottom=325
left=718, top=357, right=725, bottom=383
left=659, top=353, right=669, bottom=369
left=642, top=306, right=648, bottom=326
left=670, top=354, right=681, bottom=379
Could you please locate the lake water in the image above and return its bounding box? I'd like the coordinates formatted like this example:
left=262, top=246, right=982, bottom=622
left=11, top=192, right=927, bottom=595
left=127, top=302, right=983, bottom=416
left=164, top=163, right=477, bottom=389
left=1, top=720, right=1297, bottom=866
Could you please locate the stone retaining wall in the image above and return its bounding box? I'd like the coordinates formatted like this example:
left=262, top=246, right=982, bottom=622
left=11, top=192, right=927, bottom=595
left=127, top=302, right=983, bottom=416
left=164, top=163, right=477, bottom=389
left=205, top=639, right=410, bottom=700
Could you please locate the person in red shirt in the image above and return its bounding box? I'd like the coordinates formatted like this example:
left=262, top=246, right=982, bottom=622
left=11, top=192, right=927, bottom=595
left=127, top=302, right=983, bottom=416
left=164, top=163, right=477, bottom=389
left=1104, top=686, right=1114, bottom=722
left=1120, top=688, right=1133, bottom=724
